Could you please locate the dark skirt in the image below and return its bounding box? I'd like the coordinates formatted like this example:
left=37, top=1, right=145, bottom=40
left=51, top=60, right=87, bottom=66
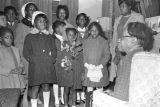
left=28, top=57, right=57, bottom=86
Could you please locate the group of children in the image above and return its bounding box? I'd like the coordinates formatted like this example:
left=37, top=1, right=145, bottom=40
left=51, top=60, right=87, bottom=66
left=0, top=2, right=110, bottom=107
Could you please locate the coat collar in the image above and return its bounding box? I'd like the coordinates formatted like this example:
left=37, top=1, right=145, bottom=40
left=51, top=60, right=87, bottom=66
left=30, top=28, right=50, bottom=35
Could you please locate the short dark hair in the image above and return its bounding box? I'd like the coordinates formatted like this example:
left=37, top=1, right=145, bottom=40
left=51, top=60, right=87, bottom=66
left=127, top=22, right=154, bottom=51
left=88, top=22, right=107, bottom=40
left=66, top=28, right=78, bottom=36
left=34, top=14, right=49, bottom=29
left=0, top=11, right=5, bottom=17
left=118, top=0, right=136, bottom=11
left=76, top=13, right=90, bottom=27
left=56, top=5, right=69, bottom=20
left=52, top=20, right=66, bottom=33
left=4, top=6, right=18, bottom=16
left=0, top=27, right=14, bottom=39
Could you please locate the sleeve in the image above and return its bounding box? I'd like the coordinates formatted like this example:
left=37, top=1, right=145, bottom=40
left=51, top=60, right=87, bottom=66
left=14, top=24, right=22, bottom=47
left=101, top=40, right=111, bottom=66
left=0, top=53, right=11, bottom=76
left=51, top=36, right=57, bottom=63
left=134, top=14, right=145, bottom=23
left=23, top=35, right=32, bottom=62
left=82, top=42, right=87, bottom=64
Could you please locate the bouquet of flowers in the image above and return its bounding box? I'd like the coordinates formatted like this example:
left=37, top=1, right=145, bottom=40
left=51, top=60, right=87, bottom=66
left=61, top=56, right=72, bottom=71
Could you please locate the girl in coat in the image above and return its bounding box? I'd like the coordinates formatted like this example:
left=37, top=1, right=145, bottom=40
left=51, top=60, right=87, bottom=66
left=23, top=11, right=57, bottom=107
left=76, top=13, right=90, bottom=103
left=0, top=27, right=25, bottom=90
left=60, top=28, right=83, bottom=107
left=52, top=20, right=66, bottom=106
left=83, top=22, right=110, bottom=107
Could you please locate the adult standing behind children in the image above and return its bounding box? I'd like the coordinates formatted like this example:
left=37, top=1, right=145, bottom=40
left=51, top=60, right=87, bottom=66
left=110, top=0, right=145, bottom=82
left=15, top=2, right=38, bottom=75
left=55, top=5, right=74, bottom=40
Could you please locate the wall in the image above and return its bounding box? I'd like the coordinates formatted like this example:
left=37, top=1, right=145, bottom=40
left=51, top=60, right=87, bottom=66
left=78, top=0, right=102, bottom=21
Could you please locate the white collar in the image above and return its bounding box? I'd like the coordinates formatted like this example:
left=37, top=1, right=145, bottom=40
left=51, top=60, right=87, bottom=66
left=55, top=33, right=64, bottom=42
left=77, top=27, right=86, bottom=32
left=30, top=28, right=50, bottom=35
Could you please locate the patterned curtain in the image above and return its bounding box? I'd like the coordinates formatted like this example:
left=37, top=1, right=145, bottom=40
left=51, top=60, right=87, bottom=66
left=60, top=0, right=79, bottom=26
left=17, top=0, right=53, bottom=24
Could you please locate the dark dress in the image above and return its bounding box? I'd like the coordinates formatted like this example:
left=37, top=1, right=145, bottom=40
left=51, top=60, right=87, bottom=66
left=54, top=36, right=64, bottom=85
left=59, top=40, right=84, bottom=89
left=23, top=32, right=57, bottom=86
left=72, top=40, right=84, bottom=89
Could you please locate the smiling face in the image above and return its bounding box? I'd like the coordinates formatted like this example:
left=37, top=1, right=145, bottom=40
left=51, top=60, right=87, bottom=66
left=77, top=15, right=86, bottom=28
left=58, top=9, right=66, bottom=21
left=1, top=31, right=13, bottom=47
left=119, top=2, right=131, bottom=16
left=35, top=17, right=47, bottom=31
left=90, top=25, right=99, bottom=39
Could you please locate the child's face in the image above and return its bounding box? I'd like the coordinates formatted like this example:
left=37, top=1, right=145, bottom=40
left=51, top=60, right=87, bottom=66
left=35, top=17, right=47, bottom=31
left=26, top=4, right=37, bottom=18
left=6, top=9, right=16, bottom=22
left=67, top=31, right=76, bottom=45
left=0, top=16, right=7, bottom=27
left=90, top=25, right=99, bottom=38
left=77, top=15, right=86, bottom=28
left=55, top=25, right=64, bottom=35
left=1, top=32, right=13, bottom=47
left=58, top=9, right=66, bottom=21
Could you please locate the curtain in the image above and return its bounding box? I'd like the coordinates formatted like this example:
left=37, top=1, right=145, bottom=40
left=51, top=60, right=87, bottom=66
left=60, top=0, right=79, bottom=26
left=142, top=0, right=159, bottom=18
left=0, top=0, right=11, bottom=11
left=102, top=0, right=114, bottom=18
left=17, top=0, right=53, bottom=24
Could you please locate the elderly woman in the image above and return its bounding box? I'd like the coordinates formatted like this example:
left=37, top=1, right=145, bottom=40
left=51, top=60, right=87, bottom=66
left=110, top=0, right=145, bottom=81
left=98, top=22, right=155, bottom=107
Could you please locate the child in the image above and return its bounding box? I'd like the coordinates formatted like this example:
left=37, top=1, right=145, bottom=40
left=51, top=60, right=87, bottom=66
left=0, top=27, right=25, bottom=90
left=76, top=13, right=90, bottom=103
left=76, top=13, right=90, bottom=39
left=52, top=20, right=66, bottom=106
left=83, top=22, right=110, bottom=107
left=0, top=11, right=7, bottom=27
left=23, top=11, right=57, bottom=107
left=59, top=28, right=83, bottom=107
left=4, top=6, right=19, bottom=40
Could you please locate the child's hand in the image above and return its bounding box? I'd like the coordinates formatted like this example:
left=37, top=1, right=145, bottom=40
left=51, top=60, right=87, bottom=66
left=10, top=67, right=23, bottom=74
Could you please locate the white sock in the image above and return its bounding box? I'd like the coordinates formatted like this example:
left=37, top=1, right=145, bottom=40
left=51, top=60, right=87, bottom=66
left=53, top=84, right=59, bottom=105
left=77, top=92, right=80, bottom=101
left=43, top=91, right=50, bottom=107
left=61, top=87, right=64, bottom=104
left=81, top=92, right=85, bottom=100
left=31, top=99, right=37, bottom=107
